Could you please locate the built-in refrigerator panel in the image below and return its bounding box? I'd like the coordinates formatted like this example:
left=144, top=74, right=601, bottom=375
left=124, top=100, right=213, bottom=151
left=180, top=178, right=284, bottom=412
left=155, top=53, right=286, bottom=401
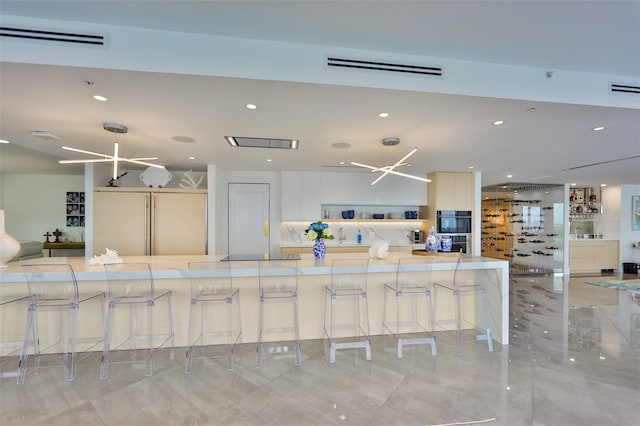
left=94, top=191, right=150, bottom=256
left=153, top=192, right=207, bottom=255
left=94, top=190, right=206, bottom=256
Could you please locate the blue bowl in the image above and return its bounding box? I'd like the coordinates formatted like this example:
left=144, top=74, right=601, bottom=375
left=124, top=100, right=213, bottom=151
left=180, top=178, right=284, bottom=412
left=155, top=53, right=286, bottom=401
left=342, top=210, right=355, bottom=219
left=372, top=213, right=385, bottom=219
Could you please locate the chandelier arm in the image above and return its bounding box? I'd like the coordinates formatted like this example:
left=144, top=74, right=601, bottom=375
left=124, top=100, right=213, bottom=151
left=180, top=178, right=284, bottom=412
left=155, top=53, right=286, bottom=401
left=381, top=169, right=431, bottom=182
left=373, top=147, right=419, bottom=183
left=62, top=146, right=114, bottom=158
left=120, top=158, right=166, bottom=168
left=59, top=159, right=115, bottom=164
left=350, top=161, right=378, bottom=170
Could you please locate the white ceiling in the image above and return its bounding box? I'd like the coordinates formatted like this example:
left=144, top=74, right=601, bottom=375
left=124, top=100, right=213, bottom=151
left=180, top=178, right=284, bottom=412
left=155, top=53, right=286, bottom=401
left=1, top=0, right=639, bottom=188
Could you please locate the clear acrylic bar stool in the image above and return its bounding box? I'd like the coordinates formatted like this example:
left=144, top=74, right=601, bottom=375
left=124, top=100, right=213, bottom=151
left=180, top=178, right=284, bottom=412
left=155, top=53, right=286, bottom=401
left=1, top=293, right=34, bottom=380
left=382, top=257, right=437, bottom=358
left=18, top=264, right=105, bottom=384
left=256, top=259, right=301, bottom=368
left=185, top=261, right=242, bottom=373
left=433, top=256, right=494, bottom=355
left=101, top=262, right=174, bottom=379
left=323, top=258, right=371, bottom=364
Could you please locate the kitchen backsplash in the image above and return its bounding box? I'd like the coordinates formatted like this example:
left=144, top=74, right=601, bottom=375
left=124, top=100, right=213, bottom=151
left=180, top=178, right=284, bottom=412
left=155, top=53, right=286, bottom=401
left=281, top=221, right=427, bottom=246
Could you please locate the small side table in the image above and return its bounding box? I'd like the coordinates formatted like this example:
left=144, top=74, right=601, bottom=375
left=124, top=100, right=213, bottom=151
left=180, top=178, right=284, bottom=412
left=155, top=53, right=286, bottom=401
left=43, top=242, right=85, bottom=257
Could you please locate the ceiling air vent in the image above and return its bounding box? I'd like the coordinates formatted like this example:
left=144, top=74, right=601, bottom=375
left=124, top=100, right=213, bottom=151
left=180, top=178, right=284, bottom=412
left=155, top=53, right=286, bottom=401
left=225, top=136, right=299, bottom=149
left=327, top=56, right=442, bottom=77
left=0, top=26, right=106, bottom=47
left=610, top=83, right=640, bottom=95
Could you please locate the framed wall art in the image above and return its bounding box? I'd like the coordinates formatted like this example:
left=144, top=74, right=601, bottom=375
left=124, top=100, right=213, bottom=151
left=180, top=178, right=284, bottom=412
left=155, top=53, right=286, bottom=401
left=66, top=191, right=85, bottom=227
left=633, top=195, right=640, bottom=231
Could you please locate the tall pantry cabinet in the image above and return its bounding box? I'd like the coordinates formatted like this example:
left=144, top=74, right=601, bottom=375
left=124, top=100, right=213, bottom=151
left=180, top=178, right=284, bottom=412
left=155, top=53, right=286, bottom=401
left=93, top=188, right=207, bottom=256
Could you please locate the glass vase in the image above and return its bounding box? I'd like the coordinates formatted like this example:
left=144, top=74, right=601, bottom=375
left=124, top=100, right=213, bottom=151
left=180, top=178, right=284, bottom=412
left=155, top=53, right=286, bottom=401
left=313, top=238, right=326, bottom=261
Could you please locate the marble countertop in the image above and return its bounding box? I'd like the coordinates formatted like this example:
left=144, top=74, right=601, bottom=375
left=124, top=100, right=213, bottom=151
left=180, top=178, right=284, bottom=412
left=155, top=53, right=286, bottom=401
left=0, top=253, right=508, bottom=282
left=281, top=241, right=422, bottom=248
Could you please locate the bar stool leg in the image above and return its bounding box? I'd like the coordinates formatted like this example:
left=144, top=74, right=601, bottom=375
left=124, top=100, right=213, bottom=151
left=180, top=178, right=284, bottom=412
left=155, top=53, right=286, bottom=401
left=293, top=294, right=301, bottom=366
left=256, top=294, right=265, bottom=368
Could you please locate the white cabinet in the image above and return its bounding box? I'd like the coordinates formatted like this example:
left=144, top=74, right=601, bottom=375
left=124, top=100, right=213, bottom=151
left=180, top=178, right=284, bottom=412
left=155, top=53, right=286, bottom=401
left=281, top=171, right=322, bottom=220
left=319, top=171, right=427, bottom=205
left=94, top=188, right=207, bottom=256
left=374, top=174, right=427, bottom=205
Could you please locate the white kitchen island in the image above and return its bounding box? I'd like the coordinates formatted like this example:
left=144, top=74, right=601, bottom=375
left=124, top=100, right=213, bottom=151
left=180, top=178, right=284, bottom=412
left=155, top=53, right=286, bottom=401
left=0, top=253, right=509, bottom=355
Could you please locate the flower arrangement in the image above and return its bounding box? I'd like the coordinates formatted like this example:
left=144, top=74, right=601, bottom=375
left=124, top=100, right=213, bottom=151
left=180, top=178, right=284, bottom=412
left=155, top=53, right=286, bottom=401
left=305, top=220, right=334, bottom=241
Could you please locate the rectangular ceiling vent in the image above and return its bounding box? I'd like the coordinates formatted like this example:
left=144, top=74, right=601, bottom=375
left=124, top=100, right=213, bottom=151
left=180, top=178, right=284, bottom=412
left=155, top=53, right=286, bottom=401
left=610, top=82, right=640, bottom=95
left=0, top=26, right=106, bottom=47
left=225, top=136, right=299, bottom=150
left=327, top=56, right=442, bottom=77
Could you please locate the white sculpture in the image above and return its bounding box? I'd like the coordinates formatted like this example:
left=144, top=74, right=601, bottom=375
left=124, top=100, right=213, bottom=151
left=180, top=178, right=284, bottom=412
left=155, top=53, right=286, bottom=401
left=368, top=238, right=389, bottom=259
left=179, top=170, right=204, bottom=188
left=88, top=248, right=123, bottom=265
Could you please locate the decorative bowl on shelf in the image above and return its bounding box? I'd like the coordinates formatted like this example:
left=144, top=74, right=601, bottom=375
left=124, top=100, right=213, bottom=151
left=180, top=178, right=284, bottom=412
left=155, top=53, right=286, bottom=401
left=404, top=210, right=418, bottom=219
left=341, top=210, right=355, bottom=219
left=372, top=213, right=385, bottom=219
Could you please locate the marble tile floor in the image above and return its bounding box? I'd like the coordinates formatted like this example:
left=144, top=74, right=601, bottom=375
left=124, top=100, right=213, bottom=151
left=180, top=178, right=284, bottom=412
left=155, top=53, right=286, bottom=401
left=1, top=274, right=639, bottom=426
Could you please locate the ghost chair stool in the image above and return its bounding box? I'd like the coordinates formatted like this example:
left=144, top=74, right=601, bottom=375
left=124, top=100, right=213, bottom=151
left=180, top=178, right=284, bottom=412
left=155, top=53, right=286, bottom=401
left=256, top=259, right=301, bottom=368
left=433, top=256, right=494, bottom=355
left=185, top=260, right=242, bottom=373
left=382, top=257, right=437, bottom=358
left=17, top=263, right=105, bottom=384
left=323, top=258, right=371, bottom=364
left=100, top=262, right=174, bottom=379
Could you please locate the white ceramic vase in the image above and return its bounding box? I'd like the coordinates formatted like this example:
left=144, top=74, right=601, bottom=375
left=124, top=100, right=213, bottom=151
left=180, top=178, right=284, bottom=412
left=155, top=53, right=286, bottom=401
left=0, top=210, right=20, bottom=268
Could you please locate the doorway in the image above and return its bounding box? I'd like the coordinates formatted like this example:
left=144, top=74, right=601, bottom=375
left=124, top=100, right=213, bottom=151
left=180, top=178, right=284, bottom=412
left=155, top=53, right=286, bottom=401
left=228, top=183, right=270, bottom=256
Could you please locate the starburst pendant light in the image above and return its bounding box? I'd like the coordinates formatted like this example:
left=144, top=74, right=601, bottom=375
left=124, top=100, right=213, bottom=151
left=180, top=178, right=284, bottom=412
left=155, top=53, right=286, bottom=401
left=350, top=137, right=431, bottom=185
left=59, top=123, right=165, bottom=179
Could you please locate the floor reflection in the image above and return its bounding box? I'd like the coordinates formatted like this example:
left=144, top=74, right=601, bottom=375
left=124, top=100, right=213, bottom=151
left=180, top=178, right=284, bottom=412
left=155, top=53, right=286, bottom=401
left=1, top=273, right=639, bottom=425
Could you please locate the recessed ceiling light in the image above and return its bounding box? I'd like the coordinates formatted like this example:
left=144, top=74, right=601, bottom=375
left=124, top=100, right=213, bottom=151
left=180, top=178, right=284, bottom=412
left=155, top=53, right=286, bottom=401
left=339, top=161, right=345, bottom=165
left=188, top=156, right=195, bottom=160
left=493, top=120, right=505, bottom=126
left=0, top=139, right=9, bottom=144
left=378, top=112, right=389, bottom=118
left=331, top=142, right=351, bottom=149
left=172, top=136, right=195, bottom=143
left=592, top=126, right=606, bottom=131
left=245, top=104, right=257, bottom=110
left=266, top=158, right=272, bottom=162
left=506, top=174, right=513, bottom=178
left=93, top=95, right=108, bottom=102
left=600, top=183, right=607, bottom=187
left=571, top=182, right=577, bottom=186
left=468, top=166, right=474, bottom=169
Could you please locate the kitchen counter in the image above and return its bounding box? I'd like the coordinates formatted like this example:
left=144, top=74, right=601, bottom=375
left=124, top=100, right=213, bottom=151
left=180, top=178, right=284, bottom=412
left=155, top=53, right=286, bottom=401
left=569, top=239, right=620, bottom=274
left=0, top=253, right=509, bottom=353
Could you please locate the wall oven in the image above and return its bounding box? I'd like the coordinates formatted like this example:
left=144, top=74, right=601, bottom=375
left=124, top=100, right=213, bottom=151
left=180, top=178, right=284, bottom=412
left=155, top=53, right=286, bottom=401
left=450, top=235, right=469, bottom=254
left=436, top=210, right=472, bottom=234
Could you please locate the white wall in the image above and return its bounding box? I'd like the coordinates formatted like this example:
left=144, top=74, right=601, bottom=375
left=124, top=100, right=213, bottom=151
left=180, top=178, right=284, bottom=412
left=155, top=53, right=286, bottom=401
left=620, top=184, right=640, bottom=266
left=1, top=173, right=85, bottom=242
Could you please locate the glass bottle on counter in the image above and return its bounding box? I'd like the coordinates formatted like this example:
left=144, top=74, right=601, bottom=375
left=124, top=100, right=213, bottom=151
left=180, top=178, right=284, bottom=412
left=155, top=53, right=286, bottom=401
left=357, top=229, right=362, bottom=244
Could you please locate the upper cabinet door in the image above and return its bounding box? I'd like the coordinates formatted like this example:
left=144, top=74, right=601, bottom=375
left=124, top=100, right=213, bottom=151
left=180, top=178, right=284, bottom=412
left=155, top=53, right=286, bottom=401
left=281, top=171, right=321, bottom=220
left=428, top=172, right=473, bottom=211
left=374, top=174, right=428, bottom=205
left=320, top=172, right=356, bottom=204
